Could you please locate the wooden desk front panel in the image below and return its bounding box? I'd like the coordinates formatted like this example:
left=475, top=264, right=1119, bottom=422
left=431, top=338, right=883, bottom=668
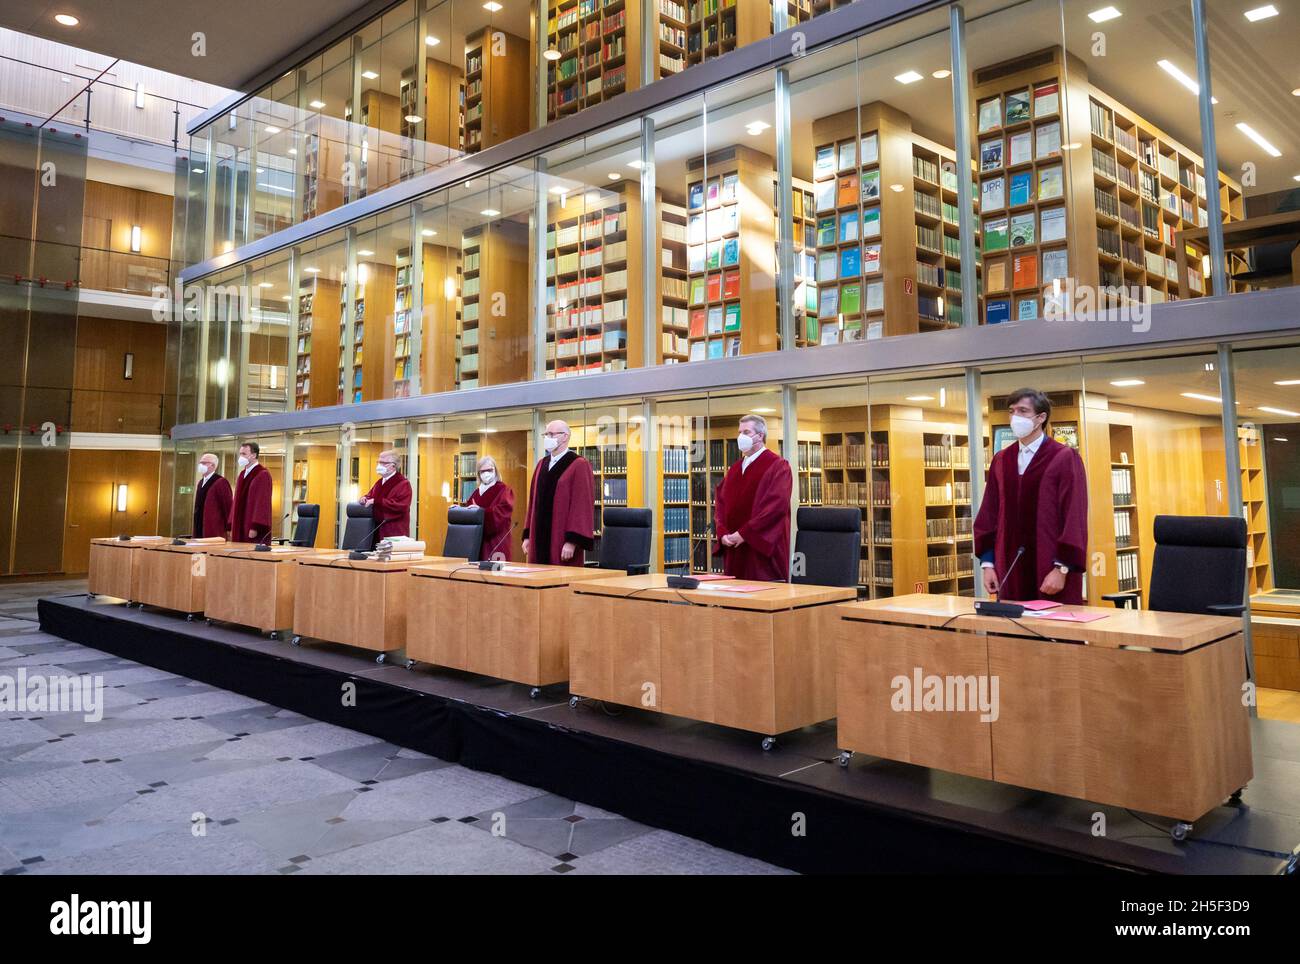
left=205, top=555, right=298, bottom=632
left=88, top=543, right=138, bottom=600
left=989, top=633, right=1252, bottom=821
left=137, top=549, right=204, bottom=613
left=569, top=594, right=663, bottom=712
left=294, top=565, right=405, bottom=652
left=407, top=577, right=469, bottom=669
left=837, top=621, right=994, bottom=780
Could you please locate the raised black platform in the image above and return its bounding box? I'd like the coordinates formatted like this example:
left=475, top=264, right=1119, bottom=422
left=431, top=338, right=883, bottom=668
left=39, top=593, right=1300, bottom=874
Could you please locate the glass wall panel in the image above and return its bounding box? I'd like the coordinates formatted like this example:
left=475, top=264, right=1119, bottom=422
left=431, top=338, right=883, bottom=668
left=1207, top=0, right=1299, bottom=297
left=287, top=426, right=342, bottom=548
left=351, top=207, right=418, bottom=402
left=245, top=252, right=293, bottom=416
left=210, top=107, right=252, bottom=255
left=291, top=229, right=348, bottom=410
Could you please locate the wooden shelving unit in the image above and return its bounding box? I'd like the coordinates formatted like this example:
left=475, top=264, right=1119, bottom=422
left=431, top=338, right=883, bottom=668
left=455, top=221, right=530, bottom=390
left=300, top=115, right=348, bottom=221
left=355, top=89, right=403, bottom=199
left=1240, top=425, right=1272, bottom=594
left=661, top=431, right=691, bottom=574
left=294, top=275, right=340, bottom=410
left=546, top=0, right=639, bottom=121
left=810, top=103, right=978, bottom=343
left=685, top=145, right=778, bottom=360
left=796, top=437, right=823, bottom=505
left=400, top=59, right=465, bottom=178
left=392, top=252, right=415, bottom=398
left=658, top=200, right=690, bottom=363
left=1108, top=423, right=1142, bottom=600
left=464, top=27, right=530, bottom=153
left=971, top=47, right=1241, bottom=324
left=686, top=0, right=777, bottom=67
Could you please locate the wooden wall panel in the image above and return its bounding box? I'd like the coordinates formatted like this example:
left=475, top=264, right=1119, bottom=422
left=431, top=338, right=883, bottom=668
left=71, top=316, right=167, bottom=433
left=62, top=449, right=161, bottom=574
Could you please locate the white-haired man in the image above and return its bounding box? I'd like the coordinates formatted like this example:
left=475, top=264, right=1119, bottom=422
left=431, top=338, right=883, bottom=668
left=713, top=414, right=793, bottom=581
left=361, top=449, right=412, bottom=540
left=522, top=419, right=595, bottom=566
left=192, top=452, right=232, bottom=539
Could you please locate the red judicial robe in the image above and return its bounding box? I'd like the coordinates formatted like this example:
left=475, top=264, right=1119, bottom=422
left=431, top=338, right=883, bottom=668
left=522, top=451, right=595, bottom=567
left=230, top=462, right=273, bottom=545
left=364, top=470, right=412, bottom=540
left=713, top=447, right=793, bottom=582
left=973, top=436, right=1089, bottom=605
left=467, top=481, right=515, bottom=561
left=192, top=473, right=233, bottom=539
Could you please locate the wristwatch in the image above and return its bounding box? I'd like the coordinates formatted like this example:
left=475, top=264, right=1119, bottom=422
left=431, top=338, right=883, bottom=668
left=1055, top=563, right=1070, bottom=576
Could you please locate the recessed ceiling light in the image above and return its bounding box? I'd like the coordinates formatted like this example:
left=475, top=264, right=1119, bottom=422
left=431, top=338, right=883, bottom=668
left=543, top=48, right=561, bottom=61
left=906, top=395, right=935, bottom=402
left=607, top=172, right=620, bottom=180
left=54, top=14, right=79, bottom=26
left=1293, top=88, right=1300, bottom=97
left=60, top=75, right=71, bottom=83
left=256, top=167, right=264, bottom=174
left=1088, top=6, right=1122, bottom=23
left=1236, top=122, right=1282, bottom=158
left=1274, top=437, right=1289, bottom=442
left=1156, top=59, right=1218, bottom=103
left=1274, top=379, right=1300, bottom=385
left=191, top=167, right=205, bottom=174
left=259, top=282, right=274, bottom=288
left=421, top=228, right=436, bottom=237
left=425, top=35, right=440, bottom=46
left=361, top=70, right=378, bottom=80
left=752, top=407, right=777, bottom=414
left=309, top=99, right=325, bottom=109
left=1110, top=379, right=1145, bottom=387
left=264, top=125, right=280, bottom=134
left=357, top=249, right=374, bottom=257
left=1182, top=392, right=1222, bottom=403
left=483, top=1, right=503, bottom=10
left=1259, top=405, right=1300, bottom=417
left=932, top=69, right=951, bottom=79
left=627, top=159, right=644, bottom=169
left=1244, top=5, right=1278, bottom=22
left=480, top=208, right=500, bottom=217
left=894, top=70, right=924, bottom=85
left=548, top=185, right=569, bottom=195
left=1293, top=174, right=1300, bottom=182
left=405, top=114, right=422, bottom=123
left=1063, top=142, right=1083, bottom=150
left=287, top=148, right=297, bottom=155
left=889, top=183, right=904, bottom=192
left=745, top=120, right=770, bottom=135
left=305, top=266, right=320, bottom=273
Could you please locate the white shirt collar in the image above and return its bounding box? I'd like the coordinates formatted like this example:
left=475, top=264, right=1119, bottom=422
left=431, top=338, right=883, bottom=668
left=478, top=478, right=495, bottom=495
left=548, top=447, right=569, bottom=468
left=1019, top=434, right=1045, bottom=456
left=243, top=462, right=257, bottom=478
left=742, top=447, right=765, bottom=471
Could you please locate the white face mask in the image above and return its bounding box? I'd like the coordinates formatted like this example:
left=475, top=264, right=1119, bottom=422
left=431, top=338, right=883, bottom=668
left=237, top=455, right=249, bottom=469
left=1010, top=414, right=1039, bottom=439
left=737, top=433, right=756, bottom=454
left=543, top=435, right=560, bottom=453
left=198, top=463, right=212, bottom=477
left=479, top=471, right=495, bottom=484
left=376, top=463, right=392, bottom=477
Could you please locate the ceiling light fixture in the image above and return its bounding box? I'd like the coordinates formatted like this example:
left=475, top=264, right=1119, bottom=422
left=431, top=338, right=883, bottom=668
left=264, top=125, right=280, bottom=134
left=932, top=69, right=951, bottom=79
left=607, top=172, right=620, bottom=180
left=305, top=266, right=320, bottom=273
left=1244, top=5, right=1278, bottom=22
left=1182, top=392, right=1222, bottom=403
left=1157, top=59, right=1218, bottom=103
left=259, top=282, right=273, bottom=288
left=1088, top=6, right=1122, bottom=23
left=1258, top=405, right=1300, bottom=417
left=361, top=70, right=379, bottom=80
left=405, top=114, right=422, bottom=123
left=425, top=35, right=440, bottom=46
left=745, top=120, right=770, bottom=135
left=905, top=395, right=935, bottom=402
left=54, top=14, right=79, bottom=26
left=543, top=48, right=561, bottom=61
left=480, top=208, right=500, bottom=217
left=894, top=70, right=924, bottom=85
left=483, top=1, right=503, bottom=10
left=192, top=167, right=205, bottom=174
left=357, top=249, right=374, bottom=257
left=309, top=99, right=325, bottom=109
left=287, top=148, right=297, bottom=155
left=1236, top=122, right=1282, bottom=157
left=1110, top=379, right=1145, bottom=387
left=421, top=228, right=436, bottom=237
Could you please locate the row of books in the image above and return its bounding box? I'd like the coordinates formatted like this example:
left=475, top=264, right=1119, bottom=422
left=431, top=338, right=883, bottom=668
left=663, top=535, right=692, bottom=565
left=823, top=442, right=887, bottom=468
left=925, top=481, right=972, bottom=504
left=1113, top=508, right=1135, bottom=548
left=686, top=205, right=740, bottom=244
left=687, top=302, right=742, bottom=336
left=687, top=236, right=741, bottom=272
left=816, top=208, right=882, bottom=246
left=1111, top=466, right=1135, bottom=506
left=984, top=207, right=1067, bottom=251
left=688, top=271, right=741, bottom=305
left=979, top=121, right=1062, bottom=172
left=688, top=173, right=740, bottom=211
left=688, top=336, right=740, bottom=361
left=553, top=330, right=627, bottom=357
left=922, top=444, right=971, bottom=468
left=797, top=440, right=823, bottom=470
left=813, top=170, right=883, bottom=212
left=1115, top=549, right=1140, bottom=592
left=816, top=280, right=884, bottom=317
left=797, top=475, right=824, bottom=503
left=977, top=82, right=1059, bottom=134
left=662, top=477, right=690, bottom=502
left=825, top=481, right=892, bottom=506
left=601, top=477, right=630, bottom=504
left=928, top=554, right=974, bottom=579
left=864, top=559, right=892, bottom=583
left=814, top=133, right=880, bottom=181
left=549, top=212, right=628, bottom=249
left=926, top=516, right=974, bottom=539
left=662, top=446, right=692, bottom=473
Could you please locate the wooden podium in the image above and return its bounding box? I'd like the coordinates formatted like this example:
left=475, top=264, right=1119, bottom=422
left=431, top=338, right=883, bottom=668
left=292, top=554, right=457, bottom=662
left=406, top=562, right=623, bottom=691
left=836, top=594, right=1252, bottom=831
left=136, top=540, right=230, bottom=617
left=204, top=545, right=316, bottom=635
left=569, top=575, right=856, bottom=747
left=88, top=537, right=166, bottom=602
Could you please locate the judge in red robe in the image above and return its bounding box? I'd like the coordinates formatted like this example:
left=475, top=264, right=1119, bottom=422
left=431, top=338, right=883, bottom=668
left=230, top=441, right=274, bottom=545
left=192, top=453, right=233, bottom=539
left=973, top=388, right=1089, bottom=605
left=466, top=456, right=515, bottom=561
left=522, top=420, right=595, bottom=567
left=362, top=450, right=412, bottom=540
left=713, top=414, right=793, bottom=582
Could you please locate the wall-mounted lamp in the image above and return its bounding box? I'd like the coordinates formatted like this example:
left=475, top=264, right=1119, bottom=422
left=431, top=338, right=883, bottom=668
left=116, top=483, right=129, bottom=513
left=130, top=225, right=142, bottom=252
left=123, top=352, right=134, bottom=380
left=134, top=82, right=145, bottom=109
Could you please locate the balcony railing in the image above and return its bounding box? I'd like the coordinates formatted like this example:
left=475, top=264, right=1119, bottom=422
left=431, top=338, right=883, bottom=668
left=1, top=233, right=170, bottom=296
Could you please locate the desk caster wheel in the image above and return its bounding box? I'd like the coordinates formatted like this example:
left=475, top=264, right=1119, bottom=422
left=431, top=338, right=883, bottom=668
left=1171, top=821, right=1192, bottom=842
left=568, top=696, right=580, bottom=709
left=186, top=613, right=195, bottom=622
left=405, top=659, right=416, bottom=670
left=205, top=618, right=213, bottom=626
left=529, top=687, right=541, bottom=699
left=375, top=653, right=387, bottom=665
left=269, top=631, right=279, bottom=640
left=838, top=750, right=852, bottom=768
left=761, top=737, right=776, bottom=752
left=1229, top=787, right=1244, bottom=804
left=290, top=635, right=302, bottom=647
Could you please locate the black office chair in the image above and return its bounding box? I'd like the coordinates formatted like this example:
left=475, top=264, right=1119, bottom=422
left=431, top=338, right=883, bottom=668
left=792, top=506, right=862, bottom=588
left=598, top=508, right=652, bottom=575
left=275, top=503, right=319, bottom=548
left=443, top=505, right=484, bottom=560
left=340, top=502, right=378, bottom=552
left=1103, top=514, right=1247, bottom=616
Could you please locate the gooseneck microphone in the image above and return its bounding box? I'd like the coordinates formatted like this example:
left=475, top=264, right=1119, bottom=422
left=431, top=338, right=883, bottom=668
left=974, top=546, right=1027, bottom=618
left=118, top=508, right=150, bottom=540
left=478, top=521, right=519, bottom=569
left=347, top=517, right=388, bottom=561
left=256, top=510, right=294, bottom=551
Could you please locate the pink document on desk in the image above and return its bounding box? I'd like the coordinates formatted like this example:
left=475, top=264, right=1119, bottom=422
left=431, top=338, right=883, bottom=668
left=1017, top=599, right=1062, bottom=611
left=1030, top=610, right=1109, bottom=623
left=698, top=582, right=775, bottom=594
left=691, top=573, right=735, bottom=582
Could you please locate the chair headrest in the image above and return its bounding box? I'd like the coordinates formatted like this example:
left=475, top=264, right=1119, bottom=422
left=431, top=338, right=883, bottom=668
left=603, top=507, right=652, bottom=530
left=345, top=501, right=372, bottom=519
left=1154, top=514, right=1246, bottom=550
left=448, top=505, right=484, bottom=526
left=796, top=506, right=862, bottom=533
left=295, top=503, right=319, bottom=519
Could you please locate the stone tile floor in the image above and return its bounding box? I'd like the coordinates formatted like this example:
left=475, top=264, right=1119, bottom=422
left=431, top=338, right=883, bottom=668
left=0, top=580, right=789, bottom=875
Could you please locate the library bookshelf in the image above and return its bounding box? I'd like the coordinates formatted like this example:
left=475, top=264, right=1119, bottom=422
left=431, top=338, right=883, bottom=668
left=464, top=28, right=531, bottom=153
left=294, top=276, right=341, bottom=410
